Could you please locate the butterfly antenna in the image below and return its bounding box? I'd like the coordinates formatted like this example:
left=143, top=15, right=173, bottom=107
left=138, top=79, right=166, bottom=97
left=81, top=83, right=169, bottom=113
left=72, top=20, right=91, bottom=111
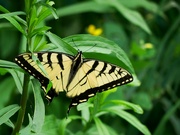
left=83, top=43, right=97, bottom=52
left=72, top=39, right=80, bottom=52
left=71, top=39, right=97, bottom=53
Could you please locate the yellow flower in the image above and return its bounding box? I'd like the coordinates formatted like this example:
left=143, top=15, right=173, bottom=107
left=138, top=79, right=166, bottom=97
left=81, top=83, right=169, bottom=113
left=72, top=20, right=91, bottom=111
left=143, top=43, right=153, bottom=49
left=87, top=24, right=103, bottom=36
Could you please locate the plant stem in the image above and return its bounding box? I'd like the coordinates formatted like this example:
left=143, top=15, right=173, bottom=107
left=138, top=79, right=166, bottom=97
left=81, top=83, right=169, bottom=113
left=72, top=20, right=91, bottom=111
left=11, top=0, right=37, bottom=134
left=12, top=74, right=29, bottom=135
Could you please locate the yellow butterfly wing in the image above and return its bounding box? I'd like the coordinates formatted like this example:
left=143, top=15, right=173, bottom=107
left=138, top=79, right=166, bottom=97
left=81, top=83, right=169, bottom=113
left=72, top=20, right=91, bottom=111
left=15, top=52, right=73, bottom=101
left=66, top=59, right=133, bottom=109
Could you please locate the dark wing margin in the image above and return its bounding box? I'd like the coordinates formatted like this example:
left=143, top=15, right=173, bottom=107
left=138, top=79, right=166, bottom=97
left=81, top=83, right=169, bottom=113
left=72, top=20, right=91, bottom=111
left=67, top=59, right=133, bottom=113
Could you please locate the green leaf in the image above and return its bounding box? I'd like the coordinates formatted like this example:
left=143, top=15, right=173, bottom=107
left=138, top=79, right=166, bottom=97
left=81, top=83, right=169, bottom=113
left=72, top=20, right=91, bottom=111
left=0, top=62, right=24, bottom=94
left=85, top=124, right=118, bottom=135
left=118, top=0, right=160, bottom=15
left=0, top=60, right=24, bottom=94
left=19, top=114, right=33, bottom=134
left=0, top=7, right=26, bottom=26
left=30, top=26, right=51, bottom=38
left=28, top=1, right=57, bottom=32
left=40, top=115, right=84, bottom=135
left=57, top=116, right=83, bottom=135
left=0, top=5, right=9, bottom=13
left=0, top=60, right=18, bottom=69
left=103, top=106, right=151, bottom=135
left=37, top=9, right=52, bottom=25
left=5, top=119, right=14, bottom=129
left=0, top=12, right=26, bottom=18
left=32, top=34, right=49, bottom=52
left=94, top=117, right=111, bottom=135
left=110, top=0, right=151, bottom=34
left=0, top=15, right=26, bottom=35
left=93, top=0, right=151, bottom=34
left=37, top=1, right=58, bottom=20
left=40, top=115, right=60, bottom=135
left=58, top=117, right=73, bottom=135
left=33, top=34, right=45, bottom=51
left=34, top=1, right=58, bottom=27
left=0, top=12, right=27, bottom=26
left=77, top=102, right=93, bottom=122
left=25, top=0, right=36, bottom=13
left=85, top=126, right=99, bottom=135
left=20, top=79, right=45, bottom=134
left=6, top=69, right=23, bottom=94
left=0, top=104, right=20, bottom=125
left=31, top=79, right=45, bottom=133
left=103, top=100, right=143, bottom=114
left=63, top=34, right=134, bottom=75
left=29, top=5, right=38, bottom=32
left=46, top=32, right=77, bottom=54
left=34, top=42, right=51, bottom=52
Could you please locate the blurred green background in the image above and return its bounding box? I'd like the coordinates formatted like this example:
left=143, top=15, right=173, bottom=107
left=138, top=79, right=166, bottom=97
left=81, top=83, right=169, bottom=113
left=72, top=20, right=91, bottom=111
left=0, top=0, right=180, bottom=135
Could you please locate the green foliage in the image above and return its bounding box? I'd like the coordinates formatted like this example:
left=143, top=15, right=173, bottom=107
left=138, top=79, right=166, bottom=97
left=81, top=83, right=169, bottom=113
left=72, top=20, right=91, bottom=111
left=0, top=104, right=20, bottom=126
left=19, top=80, right=45, bottom=134
left=0, top=0, right=180, bottom=135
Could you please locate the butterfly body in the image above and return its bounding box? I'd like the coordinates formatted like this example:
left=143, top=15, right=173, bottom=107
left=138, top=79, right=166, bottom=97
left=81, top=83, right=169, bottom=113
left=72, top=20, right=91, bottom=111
left=67, top=51, right=83, bottom=89
left=15, top=51, right=133, bottom=113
